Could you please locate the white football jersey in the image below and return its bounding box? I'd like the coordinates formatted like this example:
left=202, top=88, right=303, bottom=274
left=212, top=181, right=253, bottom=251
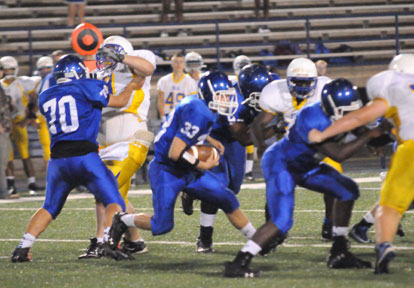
left=367, top=70, right=414, bottom=142
left=0, top=76, right=36, bottom=119
left=260, top=76, right=331, bottom=127
left=156, top=73, right=198, bottom=115
left=98, top=49, right=156, bottom=146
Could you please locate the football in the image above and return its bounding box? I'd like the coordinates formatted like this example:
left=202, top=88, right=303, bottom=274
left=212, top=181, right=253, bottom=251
left=188, top=145, right=219, bottom=161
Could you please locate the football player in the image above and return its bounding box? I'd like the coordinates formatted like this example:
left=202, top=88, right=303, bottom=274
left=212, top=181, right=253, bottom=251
left=253, top=57, right=339, bottom=241
left=224, top=78, right=391, bottom=277
left=0, top=56, right=40, bottom=197
left=78, top=35, right=156, bottom=259
left=184, top=51, right=205, bottom=82
left=105, top=71, right=257, bottom=256
left=11, top=55, right=142, bottom=262
left=309, top=54, right=414, bottom=274
left=196, top=64, right=275, bottom=253
left=157, top=52, right=198, bottom=122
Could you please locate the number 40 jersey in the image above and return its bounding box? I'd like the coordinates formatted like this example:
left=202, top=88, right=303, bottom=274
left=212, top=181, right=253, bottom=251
left=38, top=78, right=109, bottom=150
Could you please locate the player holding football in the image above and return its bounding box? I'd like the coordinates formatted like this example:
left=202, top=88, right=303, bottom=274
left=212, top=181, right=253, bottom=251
left=105, top=71, right=257, bottom=256
left=11, top=55, right=142, bottom=262
left=224, top=78, right=391, bottom=277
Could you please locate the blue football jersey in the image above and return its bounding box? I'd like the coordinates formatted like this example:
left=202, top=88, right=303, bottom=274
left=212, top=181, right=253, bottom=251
left=38, top=78, right=109, bottom=149
left=153, top=95, right=217, bottom=166
left=210, top=84, right=259, bottom=144
left=38, top=72, right=57, bottom=93
left=281, top=102, right=332, bottom=172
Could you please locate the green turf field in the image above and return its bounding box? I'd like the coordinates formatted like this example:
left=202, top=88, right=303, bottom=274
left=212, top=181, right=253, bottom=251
left=1, top=173, right=413, bottom=288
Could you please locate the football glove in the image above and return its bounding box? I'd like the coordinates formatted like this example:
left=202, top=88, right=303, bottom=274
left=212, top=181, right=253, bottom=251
left=97, top=47, right=125, bottom=64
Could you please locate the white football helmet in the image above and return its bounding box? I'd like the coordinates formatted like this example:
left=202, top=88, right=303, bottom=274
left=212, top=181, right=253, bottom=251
left=36, top=56, right=54, bottom=77
left=233, top=55, right=251, bottom=76
left=388, top=54, right=414, bottom=74
left=184, top=51, right=205, bottom=73
left=1, top=56, right=19, bottom=79
left=96, top=35, right=133, bottom=75
left=286, top=57, right=318, bottom=100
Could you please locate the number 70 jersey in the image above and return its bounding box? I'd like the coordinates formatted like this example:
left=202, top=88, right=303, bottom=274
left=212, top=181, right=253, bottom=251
left=38, top=78, right=110, bottom=149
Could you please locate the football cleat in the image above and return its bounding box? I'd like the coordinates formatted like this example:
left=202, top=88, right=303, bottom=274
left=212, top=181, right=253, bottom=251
left=78, top=237, right=103, bottom=259
left=244, top=172, right=255, bottom=182
left=108, top=212, right=128, bottom=250
left=349, top=224, right=372, bottom=244
left=196, top=238, right=214, bottom=253
left=28, top=183, right=39, bottom=196
left=396, top=224, right=405, bottom=237
left=327, top=250, right=372, bottom=269
left=181, top=191, right=194, bottom=216
left=101, top=242, right=135, bottom=261
left=375, top=242, right=396, bottom=274
left=223, top=261, right=262, bottom=278
left=7, top=186, right=19, bottom=199
left=120, top=237, right=148, bottom=254
left=321, top=221, right=333, bottom=241
left=11, top=247, right=31, bottom=263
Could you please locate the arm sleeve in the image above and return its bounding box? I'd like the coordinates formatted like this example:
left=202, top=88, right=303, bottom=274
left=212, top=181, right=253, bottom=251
left=175, top=103, right=206, bottom=145
left=156, top=76, right=165, bottom=91
left=82, top=79, right=110, bottom=108
left=259, top=82, right=280, bottom=114
left=19, top=77, right=36, bottom=94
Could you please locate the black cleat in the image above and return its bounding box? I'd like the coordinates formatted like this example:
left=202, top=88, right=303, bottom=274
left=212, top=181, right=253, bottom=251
left=223, top=261, right=261, bottom=278
left=108, top=212, right=128, bottom=250
left=327, top=251, right=372, bottom=269
left=101, top=242, right=135, bottom=261
left=7, top=186, right=19, bottom=199
left=78, top=237, right=103, bottom=259
left=28, top=183, right=39, bottom=196
left=349, top=224, right=372, bottom=244
left=196, top=238, right=214, bottom=253
left=375, top=242, right=396, bottom=274
left=321, top=221, right=333, bottom=241
left=181, top=192, right=194, bottom=216
left=121, top=237, right=148, bottom=254
left=11, top=247, right=31, bottom=263
left=396, top=224, right=405, bottom=238
left=244, top=172, right=255, bottom=182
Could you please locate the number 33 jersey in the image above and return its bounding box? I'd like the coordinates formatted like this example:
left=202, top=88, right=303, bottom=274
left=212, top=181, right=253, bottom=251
left=38, top=78, right=109, bottom=149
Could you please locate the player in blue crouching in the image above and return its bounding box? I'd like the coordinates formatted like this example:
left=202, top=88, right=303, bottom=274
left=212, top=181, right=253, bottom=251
left=106, top=71, right=257, bottom=254
left=11, top=55, right=141, bottom=262
left=224, top=78, right=391, bottom=277
left=195, top=64, right=277, bottom=253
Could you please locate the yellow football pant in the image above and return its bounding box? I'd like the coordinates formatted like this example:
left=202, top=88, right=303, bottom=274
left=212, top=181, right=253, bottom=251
left=380, top=140, right=414, bottom=215
left=104, top=142, right=149, bottom=206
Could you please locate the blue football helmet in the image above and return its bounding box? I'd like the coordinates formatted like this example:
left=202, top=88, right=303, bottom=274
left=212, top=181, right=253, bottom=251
left=198, top=71, right=238, bottom=116
left=54, top=54, right=88, bottom=84
left=321, top=78, right=363, bottom=121
left=238, top=64, right=273, bottom=112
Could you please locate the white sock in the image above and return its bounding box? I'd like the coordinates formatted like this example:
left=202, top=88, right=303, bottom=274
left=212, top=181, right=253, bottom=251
left=120, top=214, right=137, bottom=227
left=18, top=233, right=36, bottom=248
left=6, top=176, right=14, bottom=180
left=332, top=226, right=348, bottom=237
left=240, top=222, right=256, bottom=239
left=97, top=237, right=104, bottom=243
left=27, top=177, right=36, bottom=185
left=200, top=212, right=216, bottom=227
left=363, top=211, right=375, bottom=224
left=131, top=237, right=144, bottom=243
left=241, top=240, right=262, bottom=256
left=103, top=227, right=110, bottom=242
left=245, top=160, right=253, bottom=173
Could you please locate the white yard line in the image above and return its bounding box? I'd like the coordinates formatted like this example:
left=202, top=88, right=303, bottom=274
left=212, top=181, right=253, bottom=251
left=0, top=176, right=382, bottom=205
left=0, top=238, right=413, bottom=250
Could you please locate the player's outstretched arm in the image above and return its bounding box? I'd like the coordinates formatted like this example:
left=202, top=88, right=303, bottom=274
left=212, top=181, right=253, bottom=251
left=309, top=99, right=387, bottom=143
left=123, top=55, right=154, bottom=77
left=314, top=119, right=392, bottom=162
